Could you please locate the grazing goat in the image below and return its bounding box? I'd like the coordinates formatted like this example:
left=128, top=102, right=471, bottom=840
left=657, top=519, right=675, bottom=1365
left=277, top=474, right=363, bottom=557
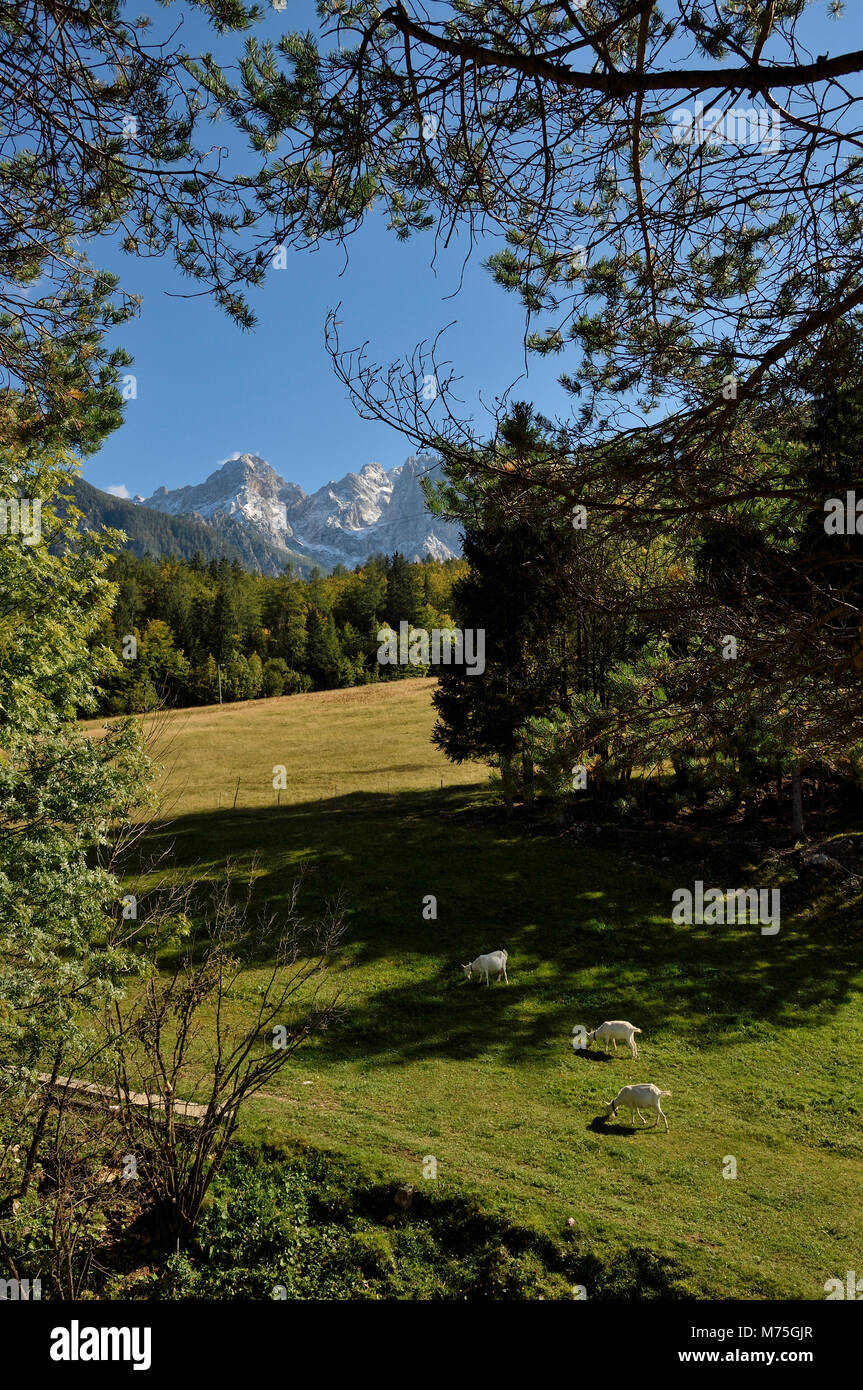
left=581, top=1020, right=642, bottom=1058
left=605, top=1084, right=671, bottom=1132
left=461, top=949, right=508, bottom=985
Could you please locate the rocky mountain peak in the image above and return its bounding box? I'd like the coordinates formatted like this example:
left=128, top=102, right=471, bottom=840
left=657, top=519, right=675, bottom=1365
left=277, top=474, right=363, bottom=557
left=139, top=451, right=462, bottom=571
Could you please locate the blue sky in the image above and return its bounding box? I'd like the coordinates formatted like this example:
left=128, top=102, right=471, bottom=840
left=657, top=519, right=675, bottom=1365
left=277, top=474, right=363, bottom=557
left=87, top=209, right=569, bottom=500
left=82, top=0, right=845, bottom=500
left=84, top=1, right=571, bottom=500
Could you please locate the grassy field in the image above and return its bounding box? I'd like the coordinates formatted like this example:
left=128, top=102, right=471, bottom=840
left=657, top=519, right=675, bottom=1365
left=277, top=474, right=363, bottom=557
left=98, top=680, right=863, bottom=1299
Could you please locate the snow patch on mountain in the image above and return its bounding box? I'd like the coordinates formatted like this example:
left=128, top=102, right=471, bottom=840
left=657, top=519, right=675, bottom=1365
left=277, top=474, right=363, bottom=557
left=140, top=452, right=462, bottom=569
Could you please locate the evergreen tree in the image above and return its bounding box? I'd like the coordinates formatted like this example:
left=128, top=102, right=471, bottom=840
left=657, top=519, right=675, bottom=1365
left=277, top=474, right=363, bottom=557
left=211, top=579, right=241, bottom=663
left=385, top=553, right=423, bottom=629
left=0, top=0, right=270, bottom=454
left=305, top=609, right=343, bottom=690
left=231, top=1, right=863, bottom=525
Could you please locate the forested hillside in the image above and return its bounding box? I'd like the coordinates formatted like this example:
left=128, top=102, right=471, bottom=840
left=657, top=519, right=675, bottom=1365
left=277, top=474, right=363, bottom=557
left=96, top=550, right=466, bottom=713
left=68, top=476, right=313, bottom=574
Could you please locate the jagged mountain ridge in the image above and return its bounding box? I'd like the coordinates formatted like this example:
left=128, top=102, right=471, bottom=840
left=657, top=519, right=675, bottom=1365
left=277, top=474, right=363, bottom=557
left=68, top=476, right=314, bottom=575
left=139, top=452, right=463, bottom=571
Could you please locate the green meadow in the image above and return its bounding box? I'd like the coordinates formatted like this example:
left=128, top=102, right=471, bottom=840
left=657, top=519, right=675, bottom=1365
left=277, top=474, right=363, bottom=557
left=101, top=679, right=863, bottom=1299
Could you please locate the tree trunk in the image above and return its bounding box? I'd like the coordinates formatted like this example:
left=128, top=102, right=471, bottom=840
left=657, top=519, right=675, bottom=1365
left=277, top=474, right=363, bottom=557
left=500, top=754, right=515, bottom=820
left=19, top=1044, right=64, bottom=1199
left=791, top=764, right=805, bottom=838
left=521, top=751, right=534, bottom=809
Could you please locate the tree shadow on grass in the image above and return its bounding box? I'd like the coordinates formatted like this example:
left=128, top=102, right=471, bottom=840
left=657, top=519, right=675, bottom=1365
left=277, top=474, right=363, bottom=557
left=133, top=786, right=863, bottom=1066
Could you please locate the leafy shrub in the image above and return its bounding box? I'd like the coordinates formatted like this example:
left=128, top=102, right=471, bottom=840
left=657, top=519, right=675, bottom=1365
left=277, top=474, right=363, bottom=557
left=124, top=1142, right=694, bottom=1302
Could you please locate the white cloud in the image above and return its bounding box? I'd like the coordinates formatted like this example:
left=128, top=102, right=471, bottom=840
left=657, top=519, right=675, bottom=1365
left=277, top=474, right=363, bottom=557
left=217, top=451, right=262, bottom=466
left=106, top=484, right=131, bottom=499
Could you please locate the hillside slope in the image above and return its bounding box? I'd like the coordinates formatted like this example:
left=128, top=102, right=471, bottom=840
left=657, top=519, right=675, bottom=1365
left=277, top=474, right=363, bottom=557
left=101, top=682, right=863, bottom=1300
left=68, top=476, right=314, bottom=574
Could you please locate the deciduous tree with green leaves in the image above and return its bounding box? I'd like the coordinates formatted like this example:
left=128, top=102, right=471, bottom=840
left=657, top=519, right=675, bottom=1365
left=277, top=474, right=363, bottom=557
left=0, top=448, right=152, bottom=1214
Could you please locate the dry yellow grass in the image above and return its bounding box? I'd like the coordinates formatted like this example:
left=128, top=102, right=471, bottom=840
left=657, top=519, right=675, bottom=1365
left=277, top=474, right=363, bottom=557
left=86, top=678, right=486, bottom=817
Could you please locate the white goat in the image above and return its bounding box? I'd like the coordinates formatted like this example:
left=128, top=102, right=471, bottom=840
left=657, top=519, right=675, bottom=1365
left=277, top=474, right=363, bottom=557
left=462, top=949, right=508, bottom=985
left=581, top=1020, right=642, bottom=1058
left=605, top=1084, right=671, bottom=1132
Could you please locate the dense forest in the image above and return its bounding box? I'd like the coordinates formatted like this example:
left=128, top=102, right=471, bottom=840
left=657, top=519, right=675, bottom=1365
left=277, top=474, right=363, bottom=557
left=96, top=551, right=466, bottom=713
left=428, top=327, right=863, bottom=836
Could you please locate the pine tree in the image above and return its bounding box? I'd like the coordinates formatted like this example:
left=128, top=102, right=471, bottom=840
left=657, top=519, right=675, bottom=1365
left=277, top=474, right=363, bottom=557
left=384, top=553, right=423, bottom=628
left=0, top=0, right=267, bottom=454
left=305, top=609, right=343, bottom=690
